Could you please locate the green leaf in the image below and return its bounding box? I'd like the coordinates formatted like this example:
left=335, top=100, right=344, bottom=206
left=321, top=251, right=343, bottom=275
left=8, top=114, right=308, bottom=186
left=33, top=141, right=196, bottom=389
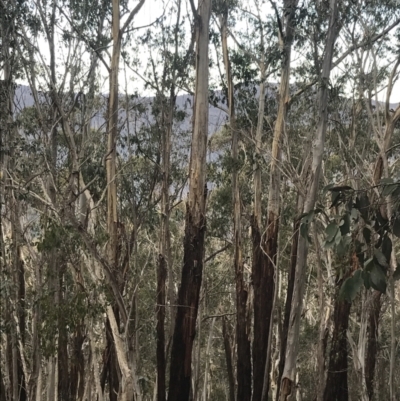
left=374, top=249, right=388, bottom=269
left=339, top=270, right=363, bottom=302
left=300, top=223, right=311, bottom=243
left=364, top=258, right=374, bottom=271
left=381, top=236, right=392, bottom=263
left=356, top=193, right=370, bottom=220
left=331, top=191, right=341, bottom=208
left=339, top=213, right=351, bottom=236
left=350, top=207, right=358, bottom=221
left=393, top=216, right=400, bottom=238
left=380, top=178, right=396, bottom=196
left=301, top=210, right=315, bottom=224
left=370, top=264, right=387, bottom=293
left=382, top=183, right=397, bottom=196
left=326, top=222, right=339, bottom=242
left=336, top=238, right=346, bottom=256
left=362, top=270, right=371, bottom=289
left=324, top=238, right=336, bottom=249
left=363, top=227, right=371, bottom=245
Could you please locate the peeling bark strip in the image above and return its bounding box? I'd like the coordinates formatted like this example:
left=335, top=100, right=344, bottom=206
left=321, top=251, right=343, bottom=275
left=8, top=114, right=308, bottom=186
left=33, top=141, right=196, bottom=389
left=167, top=0, right=211, bottom=399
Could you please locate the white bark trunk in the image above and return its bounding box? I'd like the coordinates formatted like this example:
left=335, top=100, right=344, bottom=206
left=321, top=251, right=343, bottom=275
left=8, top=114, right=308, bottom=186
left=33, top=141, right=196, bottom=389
left=280, top=0, right=340, bottom=397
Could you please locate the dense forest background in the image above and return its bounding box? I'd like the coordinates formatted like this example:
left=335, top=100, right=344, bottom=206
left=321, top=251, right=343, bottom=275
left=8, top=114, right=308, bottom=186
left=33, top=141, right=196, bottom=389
left=1, top=0, right=400, bottom=400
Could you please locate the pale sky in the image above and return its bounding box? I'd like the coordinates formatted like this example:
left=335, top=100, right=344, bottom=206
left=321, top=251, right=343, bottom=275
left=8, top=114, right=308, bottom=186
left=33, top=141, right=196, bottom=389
left=10, top=0, right=400, bottom=104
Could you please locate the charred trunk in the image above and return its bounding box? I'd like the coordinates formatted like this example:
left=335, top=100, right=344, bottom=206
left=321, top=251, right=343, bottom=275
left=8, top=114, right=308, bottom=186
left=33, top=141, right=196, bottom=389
left=167, top=0, right=210, bottom=398
left=323, top=297, right=351, bottom=401
left=251, top=217, right=273, bottom=401
left=157, top=255, right=167, bottom=401
left=167, top=210, right=206, bottom=400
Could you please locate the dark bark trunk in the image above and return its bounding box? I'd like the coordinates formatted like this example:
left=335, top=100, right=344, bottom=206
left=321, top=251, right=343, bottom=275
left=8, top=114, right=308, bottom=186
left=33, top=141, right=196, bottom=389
left=222, top=317, right=235, bottom=401
left=251, top=217, right=274, bottom=401
left=236, top=261, right=252, bottom=401
left=323, top=298, right=351, bottom=401
left=0, top=364, right=7, bottom=401
left=365, top=291, right=382, bottom=400
left=157, top=255, right=167, bottom=401
left=58, top=327, right=69, bottom=401
left=58, top=276, right=69, bottom=401
left=323, top=253, right=358, bottom=401
left=101, top=317, right=120, bottom=401
left=167, top=0, right=210, bottom=398
left=15, top=247, right=27, bottom=401
left=167, top=209, right=206, bottom=401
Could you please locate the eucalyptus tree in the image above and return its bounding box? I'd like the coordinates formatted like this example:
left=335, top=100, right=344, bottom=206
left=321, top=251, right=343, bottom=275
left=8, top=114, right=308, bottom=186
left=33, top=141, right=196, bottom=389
left=1, top=2, right=27, bottom=400
left=279, top=1, right=342, bottom=398
left=167, top=0, right=211, bottom=399
left=214, top=1, right=252, bottom=399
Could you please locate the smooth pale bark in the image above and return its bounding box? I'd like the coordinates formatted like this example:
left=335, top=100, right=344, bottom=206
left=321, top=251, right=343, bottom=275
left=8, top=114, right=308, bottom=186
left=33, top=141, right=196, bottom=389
left=105, top=0, right=145, bottom=399
left=276, top=194, right=303, bottom=401
left=1, top=22, right=27, bottom=399
left=220, top=10, right=252, bottom=401
left=279, top=1, right=340, bottom=399
left=167, top=0, right=211, bottom=399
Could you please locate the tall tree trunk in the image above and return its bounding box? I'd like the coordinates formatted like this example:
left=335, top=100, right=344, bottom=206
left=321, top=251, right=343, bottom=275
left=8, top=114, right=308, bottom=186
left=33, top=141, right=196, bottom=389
left=314, top=226, right=329, bottom=401
left=279, top=1, right=340, bottom=399
left=260, top=2, right=298, bottom=398
left=1, top=23, right=27, bottom=399
left=251, top=65, right=267, bottom=401
left=276, top=194, right=303, bottom=401
left=323, top=251, right=358, bottom=401
left=167, top=0, right=211, bottom=399
left=219, top=10, right=252, bottom=401
left=156, top=2, right=181, bottom=393
left=323, top=301, right=350, bottom=401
